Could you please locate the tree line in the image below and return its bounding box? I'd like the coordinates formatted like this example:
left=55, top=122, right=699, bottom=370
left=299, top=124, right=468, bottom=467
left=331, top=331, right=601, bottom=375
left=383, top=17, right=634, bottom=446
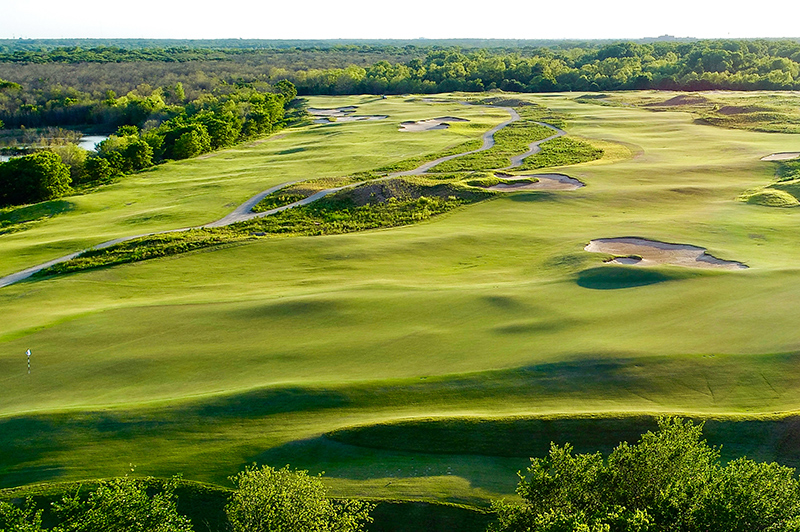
left=0, top=40, right=799, bottom=105
left=0, top=80, right=297, bottom=207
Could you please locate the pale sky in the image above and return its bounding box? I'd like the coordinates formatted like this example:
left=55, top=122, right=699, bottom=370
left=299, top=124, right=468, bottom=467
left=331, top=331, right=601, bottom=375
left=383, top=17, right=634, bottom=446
left=1, top=0, right=798, bottom=40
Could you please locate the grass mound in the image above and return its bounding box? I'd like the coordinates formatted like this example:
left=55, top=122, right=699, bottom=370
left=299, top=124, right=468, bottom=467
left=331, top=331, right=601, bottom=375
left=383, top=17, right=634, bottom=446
left=740, top=188, right=800, bottom=208
left=520, top=137, right=604, bottom=170
left=36, top=177, right=494, bottom=278
left=327, top=415, right=659, bottom=458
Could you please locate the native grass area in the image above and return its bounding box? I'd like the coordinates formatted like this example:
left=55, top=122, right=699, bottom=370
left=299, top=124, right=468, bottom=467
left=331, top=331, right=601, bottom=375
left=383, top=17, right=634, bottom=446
left=3, top=92, right=800, bottom=528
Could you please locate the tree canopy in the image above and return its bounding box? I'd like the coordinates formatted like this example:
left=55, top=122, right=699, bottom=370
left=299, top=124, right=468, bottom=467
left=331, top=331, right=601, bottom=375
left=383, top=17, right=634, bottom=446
left=0, top=151, right=71, bottom=206
left=491, top=418, right=800, bottom=532
left=225, top=465, right=373, bottom=532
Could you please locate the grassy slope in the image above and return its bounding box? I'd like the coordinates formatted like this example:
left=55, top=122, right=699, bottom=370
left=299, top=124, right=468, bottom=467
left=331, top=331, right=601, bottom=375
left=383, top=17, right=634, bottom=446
left=4, top=93, right=800, bottom=506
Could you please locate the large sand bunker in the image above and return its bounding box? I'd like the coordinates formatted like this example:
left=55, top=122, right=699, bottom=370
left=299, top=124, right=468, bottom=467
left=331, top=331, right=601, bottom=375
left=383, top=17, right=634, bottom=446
left=585, top=237, right=747, bottom=270
left=489, top=173, right=584, bottom=191
left=399, top=117, right=469, bottom=132
left=761, top=152, right=800, bottom=161
left=308, top=106, right=387, bottom=123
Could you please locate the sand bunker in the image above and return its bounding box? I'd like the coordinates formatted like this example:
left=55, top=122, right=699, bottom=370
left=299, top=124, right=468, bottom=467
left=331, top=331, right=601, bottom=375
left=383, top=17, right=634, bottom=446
left=308, top=106, right=387, bottom=124
left=308, top=106, right=358, bottom=117
left=761, top=152, right=800, bottom=161
left=585, top=237, right=747, bottom=270
left=489, top=173, right=584, bottom=191
left=399, top=117, right=469, bottom=132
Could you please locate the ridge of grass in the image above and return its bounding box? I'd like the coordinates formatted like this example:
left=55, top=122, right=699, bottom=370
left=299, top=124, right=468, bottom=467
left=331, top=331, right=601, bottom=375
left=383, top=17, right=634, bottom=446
left=35, top=177, right=496, bottom=277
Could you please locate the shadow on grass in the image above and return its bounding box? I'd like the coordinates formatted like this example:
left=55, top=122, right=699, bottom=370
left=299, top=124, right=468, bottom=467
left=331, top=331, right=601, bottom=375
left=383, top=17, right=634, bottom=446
left=576, top=266, right=701, bottom=289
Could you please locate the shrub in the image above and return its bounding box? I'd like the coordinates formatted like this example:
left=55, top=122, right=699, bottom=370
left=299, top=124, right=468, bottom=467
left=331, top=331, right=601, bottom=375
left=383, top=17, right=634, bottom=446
left=491, top=418, right=800, bottom=532
left=0, top=151, right=71, bottom=206
left=225, top=465, right=373, bottom=532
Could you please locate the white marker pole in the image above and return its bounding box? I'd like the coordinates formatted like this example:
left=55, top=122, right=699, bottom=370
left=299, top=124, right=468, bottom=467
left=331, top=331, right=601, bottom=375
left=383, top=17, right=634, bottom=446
left=26, top=348, right=31, bottom=374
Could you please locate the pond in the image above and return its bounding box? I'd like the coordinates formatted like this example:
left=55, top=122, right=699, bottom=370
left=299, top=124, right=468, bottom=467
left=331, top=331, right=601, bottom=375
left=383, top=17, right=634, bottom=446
left=0, top=135, right=109, bottom=163
left=77, top=135, right=108, bottom=152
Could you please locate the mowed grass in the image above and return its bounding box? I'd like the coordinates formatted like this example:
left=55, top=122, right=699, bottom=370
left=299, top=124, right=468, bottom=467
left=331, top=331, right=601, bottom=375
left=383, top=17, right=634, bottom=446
left=4, top=92, right=800, bottom=506
left=0, top=95, right=508, bottom=277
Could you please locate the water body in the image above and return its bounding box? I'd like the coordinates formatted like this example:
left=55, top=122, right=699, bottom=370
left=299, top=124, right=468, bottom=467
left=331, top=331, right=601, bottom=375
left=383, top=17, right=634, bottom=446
left=77, top=135, right=108, bottom=152
left=0, top=135, right=109, bottom=163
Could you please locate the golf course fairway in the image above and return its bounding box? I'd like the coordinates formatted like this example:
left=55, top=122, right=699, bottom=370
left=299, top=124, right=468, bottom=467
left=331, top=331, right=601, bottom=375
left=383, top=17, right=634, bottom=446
left=3, top=92, right=800, bottom=510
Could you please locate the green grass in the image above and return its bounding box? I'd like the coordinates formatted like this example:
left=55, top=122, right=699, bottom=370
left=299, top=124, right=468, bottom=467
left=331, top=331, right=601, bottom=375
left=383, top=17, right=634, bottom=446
left=0, top=95, right=509, bottom=277
left=35, top=177, right=495, bottom=276
left=6, top=92, right=800, bottom=509
left=432, top=120, right=553, bottom=172
left=519, top=136, right=604, bottom=170
left=0, top=199, right=74, bottom=235
left=251, top=192, right=309, bottom=212
left=591, top=90, right=800, bottom=134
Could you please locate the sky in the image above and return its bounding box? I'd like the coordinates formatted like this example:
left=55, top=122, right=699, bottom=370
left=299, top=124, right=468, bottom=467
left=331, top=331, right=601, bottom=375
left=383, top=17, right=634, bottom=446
left=1, top=0, right=798, bottom=40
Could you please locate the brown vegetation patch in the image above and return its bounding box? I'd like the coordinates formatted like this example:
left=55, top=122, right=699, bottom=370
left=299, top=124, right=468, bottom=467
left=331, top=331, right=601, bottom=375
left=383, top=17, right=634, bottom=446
left=716, top=105, right=770, bottom=116
left=647, top=94, right=711, bottom=107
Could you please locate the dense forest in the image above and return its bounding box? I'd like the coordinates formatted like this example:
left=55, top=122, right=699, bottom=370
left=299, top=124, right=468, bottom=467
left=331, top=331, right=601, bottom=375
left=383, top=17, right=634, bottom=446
left=0, top=40, right=799, bottom=132
left=0, top=40, right=798, bottom=109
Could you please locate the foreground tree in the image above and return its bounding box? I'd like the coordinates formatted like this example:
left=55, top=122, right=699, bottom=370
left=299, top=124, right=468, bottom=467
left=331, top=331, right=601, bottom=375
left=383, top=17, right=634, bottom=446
left=0, top=151, right=71, bottom=206
left=0, top=499, right=43, bottom=532
left=226, top=465, right=373, bottom=532
left=53, top=476, right=194, bottom=532
left=491, top=418, right=800, bottom=532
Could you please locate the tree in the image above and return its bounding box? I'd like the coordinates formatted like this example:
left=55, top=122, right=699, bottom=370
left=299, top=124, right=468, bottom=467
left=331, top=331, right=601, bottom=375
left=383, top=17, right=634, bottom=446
left=82, top=157, right=115, bottom=184
left=172, top=126, right=211, bottom=160
left=0, top=151, right=71, bottom=206
left=52, top=476, right=194, bottom=532
left=0, top=499, right=44, bottom=532
left=491, top=418, right=800, bottom=532
left=275, top=79, right=297, bottom=102
left=225, top=465, right=373, bottom=532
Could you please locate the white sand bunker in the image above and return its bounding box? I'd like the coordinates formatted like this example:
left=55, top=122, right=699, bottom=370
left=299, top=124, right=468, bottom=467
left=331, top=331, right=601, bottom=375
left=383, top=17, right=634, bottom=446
left=585, top=237, right=747, bottom=270
left=761, top=152, right=800, bottom=161
left=308, top=106, right=387, bottom=124
left=489, top=173, right=584, bottom=191
left=399, top=117, right=469, bottom=132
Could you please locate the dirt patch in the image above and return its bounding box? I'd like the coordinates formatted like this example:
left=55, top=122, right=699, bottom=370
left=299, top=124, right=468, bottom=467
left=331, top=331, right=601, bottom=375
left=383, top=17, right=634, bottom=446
left=489, top=173, right=584, bottom=191
left=717, top=105, right=770, bottom=116
left=399, top=117, right=469, bottom=132
left=761, top=152, right=800, bottom=161
left=647, top=94, right=711, bottom=107
left=585, top=237, right=747, bottom=270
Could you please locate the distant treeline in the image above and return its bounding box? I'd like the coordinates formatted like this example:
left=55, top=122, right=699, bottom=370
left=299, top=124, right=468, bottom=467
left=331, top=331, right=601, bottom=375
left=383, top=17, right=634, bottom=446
left=0, top=41, right=798, bottom=124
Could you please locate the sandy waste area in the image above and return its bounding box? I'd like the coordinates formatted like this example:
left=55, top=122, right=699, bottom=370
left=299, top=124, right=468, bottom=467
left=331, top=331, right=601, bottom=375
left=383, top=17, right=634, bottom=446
left=761, top=152, right=800, bottom=161
left=585, top=237, right=747, bottom=270
left=399, top=117, right=469, bottom=132
left=489, top=173, right=584, bottom=191
left=308, top=106, right=387, bottom=123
